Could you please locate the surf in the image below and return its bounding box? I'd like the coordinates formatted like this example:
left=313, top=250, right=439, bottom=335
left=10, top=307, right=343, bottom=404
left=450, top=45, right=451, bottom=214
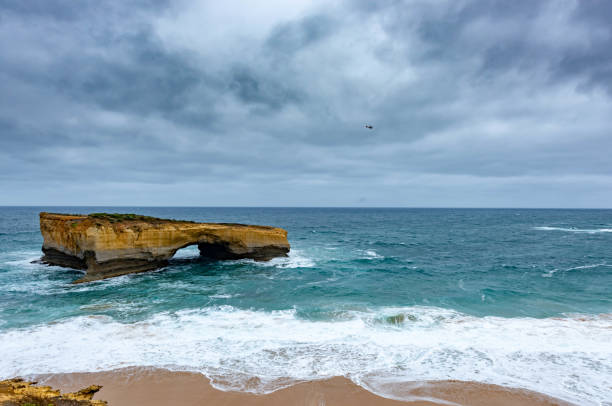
left=0, top=306, right=610, bottom=405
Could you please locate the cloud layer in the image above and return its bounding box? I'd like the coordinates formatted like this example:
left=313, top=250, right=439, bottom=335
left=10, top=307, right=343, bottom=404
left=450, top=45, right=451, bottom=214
left=2, top=0, right=611, bottom=206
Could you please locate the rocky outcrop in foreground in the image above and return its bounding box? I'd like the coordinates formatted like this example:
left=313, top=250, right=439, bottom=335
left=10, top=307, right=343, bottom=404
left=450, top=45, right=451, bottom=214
left=0, top=378, right=106, bottom=405
left=40, top=212, right=290, bottom=283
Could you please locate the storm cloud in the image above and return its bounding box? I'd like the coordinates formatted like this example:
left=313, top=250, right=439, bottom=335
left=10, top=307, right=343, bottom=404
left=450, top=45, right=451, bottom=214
left=1, top=0, right=611, bottom=206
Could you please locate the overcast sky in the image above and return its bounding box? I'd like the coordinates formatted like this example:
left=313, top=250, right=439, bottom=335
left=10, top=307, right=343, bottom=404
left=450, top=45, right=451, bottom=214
left=1, top=0, right=611, bottom=207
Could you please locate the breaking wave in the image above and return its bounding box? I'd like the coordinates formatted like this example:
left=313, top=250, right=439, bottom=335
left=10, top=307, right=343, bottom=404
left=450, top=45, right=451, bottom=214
left=534, top=226, right=612, bottom=234
left=0, top=306, right=610, bottom=405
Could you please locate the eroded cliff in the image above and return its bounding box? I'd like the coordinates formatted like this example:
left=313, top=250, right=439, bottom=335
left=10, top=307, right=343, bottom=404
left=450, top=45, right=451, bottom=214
left=39, top=212, right=290, bottom=283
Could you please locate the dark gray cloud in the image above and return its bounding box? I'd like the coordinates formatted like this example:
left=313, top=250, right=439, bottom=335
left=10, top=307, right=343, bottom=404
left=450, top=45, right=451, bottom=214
left=265, top=14, right=336, bottom=55
left=1, top=0, right=611, bottom=207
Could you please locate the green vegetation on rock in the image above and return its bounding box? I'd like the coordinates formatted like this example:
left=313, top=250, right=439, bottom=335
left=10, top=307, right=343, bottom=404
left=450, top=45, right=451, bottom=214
left=87, top=213, right=193, bottom=223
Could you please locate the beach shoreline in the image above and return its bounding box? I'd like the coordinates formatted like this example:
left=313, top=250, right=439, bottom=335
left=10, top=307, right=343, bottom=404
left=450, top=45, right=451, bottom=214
left=33, top=367, right=574, bottom=406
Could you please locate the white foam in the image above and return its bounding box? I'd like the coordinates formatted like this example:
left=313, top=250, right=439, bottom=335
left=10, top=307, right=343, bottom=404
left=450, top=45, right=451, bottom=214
left=357, top=249, right=384, bottom=259
left=171, top=245, right=200, bottom=259
left=249, top=249, right=315, bottom=268
left=4, top=256, right=43, bottom=267
left=534, top=226, right=612, bottom=234
left=0, top=306, right=610, bottom=405
left=0, top=255, right=70, bottom=294
left=541, top=263, right=611, bottom=278
left=365, top=250, right=383, bottom=259
left=566, top=263, right=611, bottom=271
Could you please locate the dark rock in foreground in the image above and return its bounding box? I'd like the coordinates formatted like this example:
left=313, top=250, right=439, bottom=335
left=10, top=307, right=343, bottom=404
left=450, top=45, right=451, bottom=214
left=0, top=378, right=106, bottom=405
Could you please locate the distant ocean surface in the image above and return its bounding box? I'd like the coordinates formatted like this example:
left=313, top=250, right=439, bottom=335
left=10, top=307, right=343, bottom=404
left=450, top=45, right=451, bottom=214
left=1, top=207, right=611, bottom=404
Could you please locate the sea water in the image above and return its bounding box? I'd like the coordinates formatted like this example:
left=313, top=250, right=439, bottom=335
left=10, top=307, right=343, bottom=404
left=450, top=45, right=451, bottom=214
left=0, top=207, right=610, bottom=405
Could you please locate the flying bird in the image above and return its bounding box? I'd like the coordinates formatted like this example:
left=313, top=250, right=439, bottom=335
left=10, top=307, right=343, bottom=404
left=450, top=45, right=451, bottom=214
left=365, top=124, right=373, bottom=129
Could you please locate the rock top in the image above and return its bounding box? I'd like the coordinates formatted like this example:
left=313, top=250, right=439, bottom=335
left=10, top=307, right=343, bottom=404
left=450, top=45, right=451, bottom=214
left=0, top=378, right=106, bottom=405
left=39, top=212, right=290, bottom=283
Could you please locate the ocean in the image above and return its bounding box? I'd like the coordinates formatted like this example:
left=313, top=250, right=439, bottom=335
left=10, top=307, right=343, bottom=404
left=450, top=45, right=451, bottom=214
left=0, top=207, right=611, bottom=405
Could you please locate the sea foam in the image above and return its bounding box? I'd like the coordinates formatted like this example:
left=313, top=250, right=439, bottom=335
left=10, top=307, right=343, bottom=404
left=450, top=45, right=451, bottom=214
left=541, top=263, right=612, bottom=278
left=0, top=306, right=610, bottom=405
left=534, top=226, right=612, bottom=234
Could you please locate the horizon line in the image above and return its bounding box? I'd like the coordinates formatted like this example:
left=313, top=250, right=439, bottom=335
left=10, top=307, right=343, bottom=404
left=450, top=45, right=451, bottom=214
left=1, top=205, right=611, bottom=210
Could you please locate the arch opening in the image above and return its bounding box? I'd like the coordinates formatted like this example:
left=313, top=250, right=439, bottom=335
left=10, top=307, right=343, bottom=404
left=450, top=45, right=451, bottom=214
left=170, top=243, right=201, bottom=261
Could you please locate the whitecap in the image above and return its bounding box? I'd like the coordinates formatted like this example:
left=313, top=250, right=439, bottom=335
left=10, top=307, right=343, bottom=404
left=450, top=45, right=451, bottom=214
left=4, top=255, right=43, bottom=267
left=534, top=226, right=612, bottom=234
left=356, top=249, right=384, bottom=259
left=566, top=263, right=611, bottom=271
left=244, top=249, right=315, bottom=268
left=542, top=263, right=611, bottom=278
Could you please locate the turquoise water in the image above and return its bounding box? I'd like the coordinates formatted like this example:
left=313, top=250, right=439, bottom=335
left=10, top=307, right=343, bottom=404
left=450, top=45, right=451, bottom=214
left=1, top=207, right=611, bottom=404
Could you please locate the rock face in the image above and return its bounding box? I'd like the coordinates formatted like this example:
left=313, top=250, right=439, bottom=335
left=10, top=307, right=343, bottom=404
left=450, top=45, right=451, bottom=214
left=40, top=212, right=290, bottom=283
left=0, top=378, right=106, bottom=405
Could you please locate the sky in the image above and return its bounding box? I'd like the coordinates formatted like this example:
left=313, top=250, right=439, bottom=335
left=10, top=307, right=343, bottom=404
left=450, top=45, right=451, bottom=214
left=1, top=0, right=611, bottom=207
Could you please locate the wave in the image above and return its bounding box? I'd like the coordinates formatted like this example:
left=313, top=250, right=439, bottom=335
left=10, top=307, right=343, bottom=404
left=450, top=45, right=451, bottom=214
left=208, top=294, right=234, bottom=299
left=0, top=306, right=610, bottom=405
left=244, top=249, right=315, bottom=268
left=171, top=245, right=200, bottom=259
left=0, top=254, right=75, bottom=294
left=541, top=263, right=612, bottom=278
left=0, top=248, right=316, bottom=295
left=534, top=226, right=612, bottom=234
left=356, top=249, right=384, bottom=260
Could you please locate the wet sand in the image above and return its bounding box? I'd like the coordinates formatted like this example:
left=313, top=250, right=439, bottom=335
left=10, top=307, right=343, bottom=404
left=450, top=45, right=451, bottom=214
left=34, top=367, right=574, bottom=406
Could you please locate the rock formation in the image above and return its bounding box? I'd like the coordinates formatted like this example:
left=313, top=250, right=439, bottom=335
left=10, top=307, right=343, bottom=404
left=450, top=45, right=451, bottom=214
left=0, top=378, right=106, bottom=405
left=39, top=212, right=290, bottom=283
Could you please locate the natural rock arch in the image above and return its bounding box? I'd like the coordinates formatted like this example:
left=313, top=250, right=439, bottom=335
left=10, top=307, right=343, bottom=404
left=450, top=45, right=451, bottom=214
left=39, top=212, right=290, bottom=283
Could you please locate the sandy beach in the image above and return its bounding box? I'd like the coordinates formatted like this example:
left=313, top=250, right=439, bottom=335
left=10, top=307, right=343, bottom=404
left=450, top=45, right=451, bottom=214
left=34, top=367, right=574, bottom=406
